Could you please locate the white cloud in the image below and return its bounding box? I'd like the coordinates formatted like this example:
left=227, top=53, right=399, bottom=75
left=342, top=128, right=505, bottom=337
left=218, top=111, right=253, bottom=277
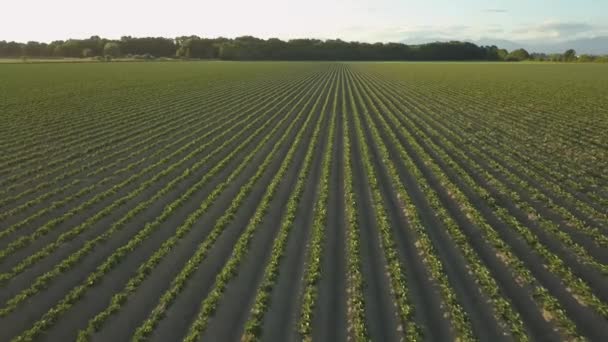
left=338, top=20, right=607, bottom=45
left=511, top=21, right=599, bottom=41
left=338, top=24, right=480, bottom=43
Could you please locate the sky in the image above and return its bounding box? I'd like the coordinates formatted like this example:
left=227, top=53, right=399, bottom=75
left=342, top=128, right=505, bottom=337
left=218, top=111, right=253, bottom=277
left=1, top=0, right=607, bottom=44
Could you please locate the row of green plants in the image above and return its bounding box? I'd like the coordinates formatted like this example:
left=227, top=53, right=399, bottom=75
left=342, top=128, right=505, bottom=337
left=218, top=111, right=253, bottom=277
left=0, top=70, right=318, bottom=259
left=11, top=66, right=331, bottom=342
left=0, top=102, right=178, bottom=201
left=0, top=64, right=274, bottom=152
left=402, top=106, right=608, bottom=318
left=390, top=88, right=608, bottom=234
left=77, top=67, right=332, bottom=341
left=179, top=68, right=336, bottom=342
left=349, top=69, right=487, bottom=340
left=0, top=70, right=296, bottom=201
left=0, top=91, right=288, bottom=316
left=396, top=85, right=608, bottom=259
left=0, top=85, right=191, bottom=172
left=241, top=68, right=338, bottom=342
left=297, top=71, right=338, bottom=341
left=366, top=69, right=607, bottom=207
left=0, top=179, right=82, bottom=221
left=0, top=69, right=324, bottom=317
left=361, top=72, right=607, bottom=264
left=0, top=100, right=214, bottom=221
left=0, top=87, right=207, bottom=191
left=0, top=69, right=286, bottom=175
left=2, top=64, right=311, bottom=147
left=0, top=101, right=261, bottom=261
left=362, top=71, right=608, bottom=312
left=345, top=70, right=423, bottom=340
left=388, top=76, right=608, bottom=216
left=416, top=78, right=602, bottom=151
left=0, top=66, right=311, bottom=185
left=0, top=69, right=312, bottom=228
left=340, top=69, right=369, bottom=341
left=358, top=68, right=582, bottom=339
left=350, top=68, right=530, bottom=339
left=0, top=78, right=202, bottom=154
left=388, top=74, right=606, bottom=164
left=412, top=76, right=608, bottom=210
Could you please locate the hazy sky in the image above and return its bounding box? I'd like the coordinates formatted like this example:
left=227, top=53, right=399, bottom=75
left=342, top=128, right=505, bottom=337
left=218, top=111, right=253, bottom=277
left=2, top=0, right=607, bottom=43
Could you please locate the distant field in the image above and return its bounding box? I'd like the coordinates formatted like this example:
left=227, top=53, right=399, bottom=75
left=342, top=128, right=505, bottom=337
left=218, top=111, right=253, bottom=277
left=0, top=58, right=93, bottom=63
left=0, top=58, right=183, bottom=64
left=0, top=61, right=607, bottom=341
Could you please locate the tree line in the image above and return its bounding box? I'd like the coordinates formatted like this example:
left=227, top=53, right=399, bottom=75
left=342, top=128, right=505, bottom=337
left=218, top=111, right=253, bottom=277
left=1, top=35, right=606, bottom=62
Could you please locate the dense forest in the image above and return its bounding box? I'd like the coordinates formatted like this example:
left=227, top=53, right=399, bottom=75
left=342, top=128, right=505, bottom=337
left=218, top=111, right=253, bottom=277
left=1, top=35, right=606, bottom=62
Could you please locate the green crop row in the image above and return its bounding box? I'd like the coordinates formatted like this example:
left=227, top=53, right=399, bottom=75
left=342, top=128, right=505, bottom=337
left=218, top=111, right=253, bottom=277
left=0, top=70, right=317, bottom=261
left=350, top=68, right=529, bottom=340
left=0, top=66, right=313, bottom=237
left=359, top=69, right=582, bottom=339
left=345, top=69, right=423, bottom=341
left=409, top=85, right=608, bottom=236
left=340, top=69, right=370, bottom=342
left=241, top=67, right=338, bottom=342
left=75, top=66, right=331, bottom=342
left=361, top=66, right=607, bottom=212
left=360, top=70, right=608, bottom=320
left=0, top=65, right=303, bottom=178
left=382, top=74, right=608, bottom=219
left=12, top=67, right=329, bottom=342
left=0, top=68, right=301, bottom=207
left=297, top=70, right=338, bottom=341
left=179, top=67, right=336, bottom=342
left=0, top=69, right=323, bottom=320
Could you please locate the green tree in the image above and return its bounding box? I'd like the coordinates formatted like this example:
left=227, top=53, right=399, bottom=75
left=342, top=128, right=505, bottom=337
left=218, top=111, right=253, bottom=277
left=497, top=48, right=509, bottom=60
left=549, top=53, right=563, bottom=62
left=52, top=44, right=65, bottom=57
left=0, top=41, right=24, bottom=57
left=596, top=56, right=608, bottom=63
left=506, top=48, right=530, bottom=61
left=578, top=54, right=595, bottom=62
left=61, top=40, right=83, bottom=57
left=103, top=42, right=121, bottom=58
left=82, top=48, right=94, bottom=58
left=563, top=49, right=577, bottom=62
left=22, top=41, right=47, bottom=57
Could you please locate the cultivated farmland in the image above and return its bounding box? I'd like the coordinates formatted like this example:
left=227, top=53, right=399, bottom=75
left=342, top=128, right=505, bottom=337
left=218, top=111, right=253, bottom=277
left=0, top=61, right=607, bottom=341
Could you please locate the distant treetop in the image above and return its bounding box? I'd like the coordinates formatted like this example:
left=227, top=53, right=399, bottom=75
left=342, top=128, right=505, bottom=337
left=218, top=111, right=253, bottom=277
left=1, top=35, right=604, bottom=62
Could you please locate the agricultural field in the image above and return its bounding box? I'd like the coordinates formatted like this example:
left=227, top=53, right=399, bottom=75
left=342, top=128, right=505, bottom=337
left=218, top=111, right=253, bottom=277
left=0, top=61, right=607, bottom=341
